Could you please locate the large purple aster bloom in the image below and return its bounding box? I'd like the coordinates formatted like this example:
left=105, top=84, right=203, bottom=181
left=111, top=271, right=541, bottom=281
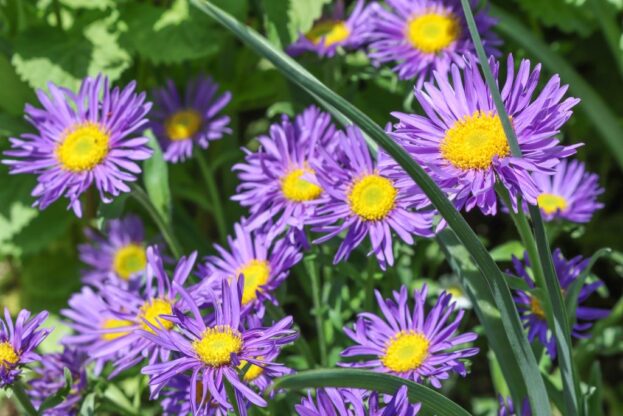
left=288, top=0, right=372, bottom=58
left=151, top=75, right=232, bottom=163
left=79, top=215, right=148, bottom=287
left=141, top=278, right=297, bottom=416
left=510, top=249, right=608, bottom=358
left=232, top=106, right=336, bottom=233
left=310, top=126, right=434, bottom=269
left=366, top=0, right=500, bottom=84
left=391, top=55, right=580, bottom=215
left=0, top=308, right=50, bottom=387
left=341, top=285, right=478, bottom=388
left=2, top=75, right=152, bottom=217
left=531, top=159, right=604, bottom=223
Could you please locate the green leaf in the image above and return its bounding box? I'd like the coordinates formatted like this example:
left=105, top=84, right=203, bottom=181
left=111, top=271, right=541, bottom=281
left=490, top=241, right=525, bottom=262
left=60, top=0, right=114, bottom=10
left=262, top=0, right=330, bottom=47
left=38, top=367, right=73, bottom=412
left=512, top=0, right=596, bottom=36
left=565, top=248, right=611, bottom=325
left=271, top=369, right=471, bottom=416
left=0, top=54, right=35, bottom=116
left=143, top=131, right=171, bottom=224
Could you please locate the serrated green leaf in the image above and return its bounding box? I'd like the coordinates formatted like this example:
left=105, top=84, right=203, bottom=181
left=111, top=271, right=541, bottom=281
left=143, top=131, right=171, bottom=223
left=513, top=0, right=596, bottom=36
left=0, top=54, right=35, bottom=116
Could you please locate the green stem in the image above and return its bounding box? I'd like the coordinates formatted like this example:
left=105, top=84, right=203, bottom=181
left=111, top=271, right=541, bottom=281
left=196, top=151, right=227, bottom=243
left=129, top=184, right=182, bottom=258
left=224, top=379, right=242, bottom=416
left=12, top=381, right=39, bottom=416
left=52, top=0, right=63, bottom=29
left=304, top=254, right=327, bottom=367
left=365, top=256, right=376, bottom=312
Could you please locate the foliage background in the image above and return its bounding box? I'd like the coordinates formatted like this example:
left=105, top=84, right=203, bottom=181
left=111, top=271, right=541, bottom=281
left=0, top=0, right=622, bottom=414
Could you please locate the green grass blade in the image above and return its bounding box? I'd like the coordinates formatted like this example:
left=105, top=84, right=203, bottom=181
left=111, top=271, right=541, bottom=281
left=191, top=1, right=550, bottom=413
left=271, top=369, right=471, bottom=416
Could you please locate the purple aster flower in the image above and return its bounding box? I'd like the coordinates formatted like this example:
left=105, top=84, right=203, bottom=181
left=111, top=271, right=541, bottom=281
left=498, top=396, right=531, bottom=416
left=288, top=0, right=372, bottom=58
left=28, top=348, right=88, bottom=416
left=369, top=386, right=421, bottom=416
left=2, top=75, right=152, bottom=217
left=159, top=374, right=229, bottom=416
left=151, top=75, right=232, bottom=163
left=531, top=159, right=604, bottom=223
left=0, top=308, right=50, bottom=387
left=295, top=388, right=367, bottom=416
left=341, top=285, right=478, bottom=388
left=79, top=215, right=149, bottom=287
left=194, top=220, right=303, bottom=315
left=232, top=106, right=336, bottom=233
left=366, top=0, right=500, bottom=84
left=141, top=278, right=297, bottom=416
left=390, top=55, right=580, bottom=215
left=510, top=249, right=608, bottom=358
left=310, top=126, right=434, bottom=269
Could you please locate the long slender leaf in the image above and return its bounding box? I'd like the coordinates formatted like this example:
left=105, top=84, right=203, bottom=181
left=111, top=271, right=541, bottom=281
left=271, top=369, right=471, bottom=416
left=191, top=1, right=550, bottom=414
left=143, top=130, right=171, bottom=223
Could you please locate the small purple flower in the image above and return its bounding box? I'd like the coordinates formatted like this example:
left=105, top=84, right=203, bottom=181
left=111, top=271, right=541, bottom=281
left=531, top=159, right=604, bottom=223
left=2, top=75, right=152, bottom=217
left=369, top=386, right=421, bottom=416
left=391, top=55, right=580, bottom=215
left=194, top=220, right=303, bottom=315
left=498, top=396, right=531, bottom=416
left=159, top=375, right=228, bottom=416
left=511, top=249, right=609, bottom=358
left=151, top=75, right=232, bottom=163
left=141, top=278, right=297, bottom=416
left=79, top=215, right=148, bottom=287
left=341, top=285, right=478, bottom=388
left=310, top=126, right=434, bottom=269
left=295, top=388, right=366, bottom=416
left=288, top=0, right=372, bottom=58
left=366, top=0, right=500, bottom=84
left=28, top=348, right=88, bottom=416
left=0, top=308, right=50, bottom=387
left=232, top=106, right=336, bottom=233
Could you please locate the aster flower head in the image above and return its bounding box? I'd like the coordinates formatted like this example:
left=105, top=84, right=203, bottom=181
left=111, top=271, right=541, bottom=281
left=233, top=106, right=336, bottom=233
left=159, top=375, right=229, bottom=416
left=531, top=159, right=604, bottom=223
left=79, top=215, right=149, bottom=287
left=151, top=75, right=232, bottom=163
left=310, top=126, right=434, bottom=269
left=141, top=278, right=297, bottom=416
left=341, top=285, right=478, bottom=388
left=288, top=0, right=372, bottom=58
left=367, top=0, right=500, bottom=84
left=511, top=249, right=608, bottom=358
left=295, top=388, right=366, bottom=416
left=369, top=385, right=422, bottom=416
left=391, top=55, right=581, bottom=215
left=2, top=75, right=152, bottom=217
left=195, top=220, right=303, bottom=316
left=28, top=348, right=88, bottom=415
left=0, top=308, right=50, bottom=387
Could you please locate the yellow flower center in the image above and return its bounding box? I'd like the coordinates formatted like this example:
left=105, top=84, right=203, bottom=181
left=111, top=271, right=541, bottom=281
left=0, top=342, right=18, bottom=368
left=281, top=168, right=323, bottom=202
left=238, top=359, right=264, bottom=382
left=348, top=174, right=397, bottom=221
left=381, top=331, right=430, bottom=373
left=406, top=13, right=460, bottom=54
left=101, top=318, right=134, bottom=341
left=237, top=260, right=271, bottom=305
left=192, top=325, right=243, bottom=367
left=530, top=296, right=546, bottom=320
left=441, top=111, right=511, bottom=171
left=138, top=298, right=174, bottom=333
left=112, top=244, right=147, bottom=280
left=447, top=285, right=463, bottom=299
left=306, top=20, right=350, bottom=47
left=537, top=193, right=568, bottom=215
left=56, top=123, right=110, bottom=172
left=165, top=109, right=203, bottom=141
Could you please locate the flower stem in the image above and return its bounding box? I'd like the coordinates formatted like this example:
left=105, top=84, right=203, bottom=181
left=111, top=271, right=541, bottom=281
left=304, top=253, right=327, bottom=367
left=11, top=381, right=38, bottom=416
left=195, top=151, right=227, bottom=243
left=52, top=0, right=63, bottom=29
left=129, top=184, right=182, bottom=259
left=365, top=256, right=376, bottom=312
left=224, top=377, right=242, bottom=416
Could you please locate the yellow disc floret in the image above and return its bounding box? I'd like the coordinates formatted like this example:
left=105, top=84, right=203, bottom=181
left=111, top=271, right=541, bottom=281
left=138, top=298, right=174, bottom=333
left=530, top=297, right=546, bottom=320
left=281, top=168, right=323, bottom=202
left=56, top=123, right=110, bottom=172
left=101, top=318, right=134, bottom=341
left=406, top=13, right=460, bottom=54
left=0, top=342, right=18, bottom=368
left=306, top=21, right=350, bottom=47
left=537, top=193, right=568, bottom=215
left=192, top=325, right=243, bottom=367
left=348, top=174, right=397, bottom=221
left=112, top=244, right=147, bottom=280
left=165, top=109, right=203, bottom=141
left=237, top=260, right=271, bottom=305
left=381, top=331, right=430, bottom=373
left=441, top=111, right=510, bottom=171
left=238, top=359, right=264, bottom=382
